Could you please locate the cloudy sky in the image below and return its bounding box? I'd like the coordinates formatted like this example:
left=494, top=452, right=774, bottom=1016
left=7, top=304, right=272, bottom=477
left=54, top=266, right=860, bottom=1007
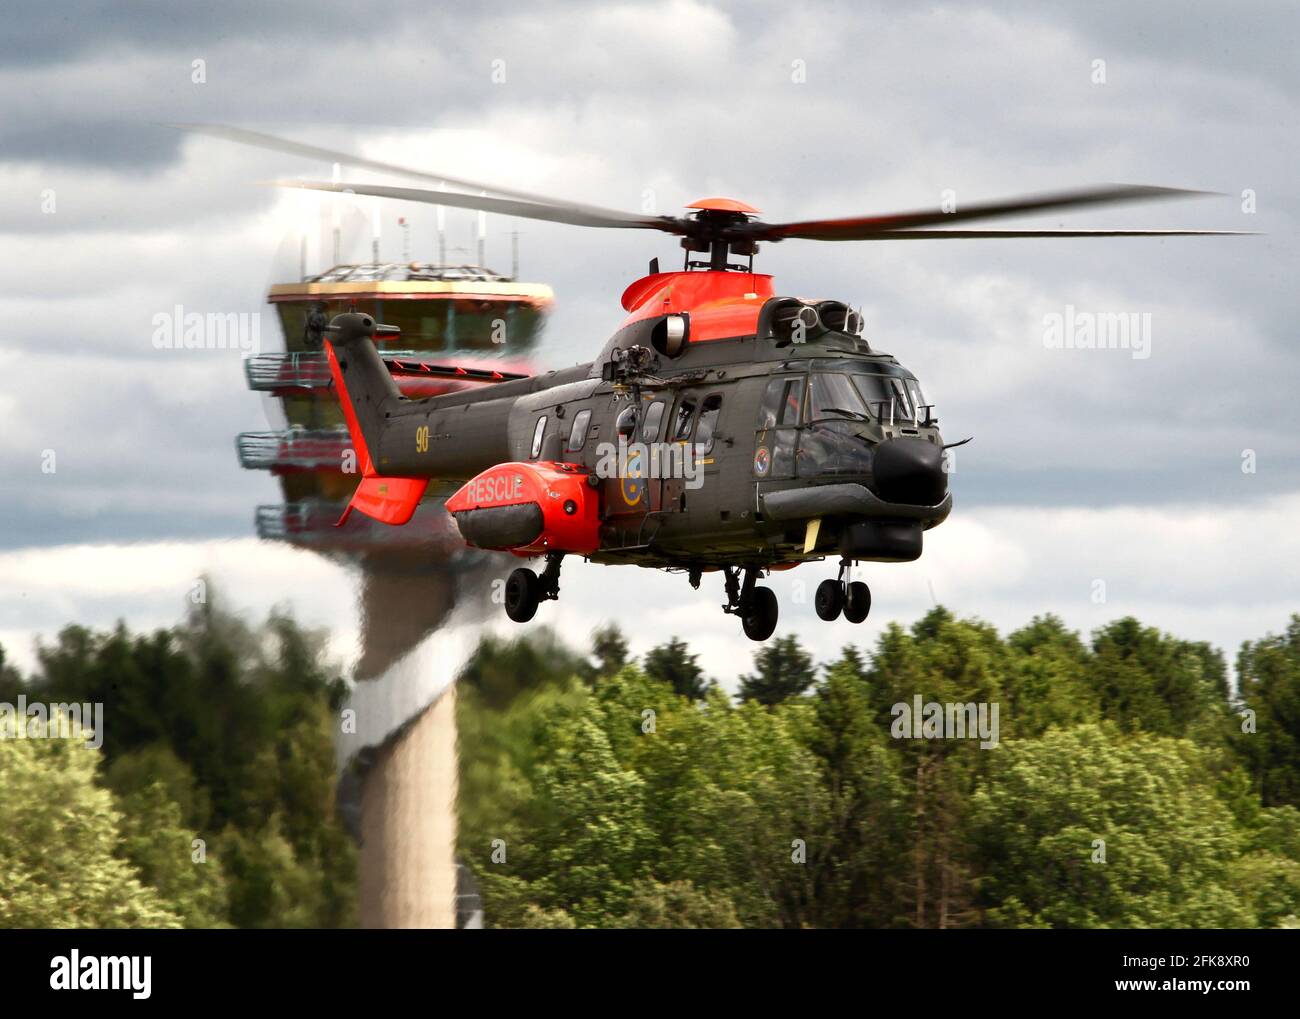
left=1, top=0, right=1296, bottom=695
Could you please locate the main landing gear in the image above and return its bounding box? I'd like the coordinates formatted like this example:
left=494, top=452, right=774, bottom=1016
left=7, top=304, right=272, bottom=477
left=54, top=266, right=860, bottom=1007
left=504, top=552, right=564, bottom=623
left=723, top=566, right=779, bottom=642
left=815, top=558, right=871, bottom=624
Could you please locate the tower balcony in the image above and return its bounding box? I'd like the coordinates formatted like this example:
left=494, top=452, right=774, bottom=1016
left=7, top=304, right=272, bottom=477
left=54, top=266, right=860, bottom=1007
left=254, top=499, right=461, bottom=552
left=243, top=352, right=333, bottom=393
left=236, top=428, right=353, bottom=473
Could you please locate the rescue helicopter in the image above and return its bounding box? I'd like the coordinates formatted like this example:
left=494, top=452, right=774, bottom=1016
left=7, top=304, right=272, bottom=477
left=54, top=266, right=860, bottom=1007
left=181, top=125, right=1247, bottom=640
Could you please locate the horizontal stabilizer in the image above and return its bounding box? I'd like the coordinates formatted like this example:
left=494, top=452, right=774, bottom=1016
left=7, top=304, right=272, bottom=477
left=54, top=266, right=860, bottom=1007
left=337, top=476, right=429, bottom=527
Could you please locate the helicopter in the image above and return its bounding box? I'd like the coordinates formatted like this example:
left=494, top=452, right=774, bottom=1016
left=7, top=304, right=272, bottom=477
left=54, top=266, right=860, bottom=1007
left=180, top=125, right=1248, bottom=640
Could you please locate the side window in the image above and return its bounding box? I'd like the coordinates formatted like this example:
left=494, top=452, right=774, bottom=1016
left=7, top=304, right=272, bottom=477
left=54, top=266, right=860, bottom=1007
left=671, top=397, right=697, bottom=441
left=758, top=376, right=804, bottom=429
left=616, top=405, right=638, bottom=439
left=695, top=394, right=723, bottom=454
left=530, top=415, right=548, bottom=459
left=641, top=400, right=666, bottom=441
left=567, top=409, right=591, bottom=452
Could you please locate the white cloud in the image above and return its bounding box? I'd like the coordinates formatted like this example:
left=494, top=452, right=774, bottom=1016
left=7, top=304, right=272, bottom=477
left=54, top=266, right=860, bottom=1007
left=0, top=538, right=359, bottom=673
left=5, top=492, right=1294, bottom=692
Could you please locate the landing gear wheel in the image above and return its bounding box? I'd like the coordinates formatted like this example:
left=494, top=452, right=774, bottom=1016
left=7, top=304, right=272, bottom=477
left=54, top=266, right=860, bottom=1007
left=741, top=586, right=779, bottom=641
left=843, top=581, right=871, bottom=624
left=504, top=567, right=541, bottom=623
left=815, top=579, right=844, bottom=621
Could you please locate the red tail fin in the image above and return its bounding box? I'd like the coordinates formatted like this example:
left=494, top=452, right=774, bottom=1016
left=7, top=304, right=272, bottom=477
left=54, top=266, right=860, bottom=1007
left=325, top=340, right=428, bottom=526
left=338, top=476, right=429, bottom=526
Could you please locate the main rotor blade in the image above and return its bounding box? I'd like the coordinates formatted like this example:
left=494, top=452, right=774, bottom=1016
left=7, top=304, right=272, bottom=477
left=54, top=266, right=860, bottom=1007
left=807, top=228, right=1256, bottom=240
left=276, top=179, right=685, bottom=233
left=169, top=122, right=650, bottom=225
left=750, top=184, right=1218, bottom=241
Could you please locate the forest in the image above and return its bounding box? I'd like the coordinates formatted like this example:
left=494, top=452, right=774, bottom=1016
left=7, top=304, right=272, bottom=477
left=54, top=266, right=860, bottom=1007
left=2, top=591, right=1299, bottom=928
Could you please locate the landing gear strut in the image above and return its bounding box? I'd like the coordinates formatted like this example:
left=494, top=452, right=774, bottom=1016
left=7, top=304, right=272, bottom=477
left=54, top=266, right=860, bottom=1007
left=504, top=553, right=564, bottom=623
left=816, top=558, right=871, bottom=624
left=723, top=566, right=779, bottom=642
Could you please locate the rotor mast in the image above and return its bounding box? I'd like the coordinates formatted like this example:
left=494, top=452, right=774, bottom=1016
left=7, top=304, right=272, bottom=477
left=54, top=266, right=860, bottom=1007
left=681, top=198, right=762, bottom=272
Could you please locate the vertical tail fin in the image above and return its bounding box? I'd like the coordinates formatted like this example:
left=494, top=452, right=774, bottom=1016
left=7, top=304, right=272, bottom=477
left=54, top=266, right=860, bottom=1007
left=323, top=313, right=428, bottom=526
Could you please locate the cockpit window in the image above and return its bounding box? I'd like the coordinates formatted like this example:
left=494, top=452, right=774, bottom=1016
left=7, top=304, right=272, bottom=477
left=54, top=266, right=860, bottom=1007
left=807, top=373, right=871, bottom=423
left=905, top=379, right=929, bottom=424
left=853, top=373, right=923, bottom=425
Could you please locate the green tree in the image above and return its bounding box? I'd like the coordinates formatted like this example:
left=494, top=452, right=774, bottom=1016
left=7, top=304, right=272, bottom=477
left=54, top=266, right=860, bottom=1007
left=460, top=657, right=832, bottom=927
left=1234, top=615, right=1300, bottom=807
left=113, top=779, right=229, bottom=927
left=473, top=695, right=653, bottom=928
left=1003, top=615, right=1100, bottom=736
left=599, top=673, right=831, bottom=927
left=219, top=815, right=339, bottom=928
left=621, top=878, right=741, bottom=928
left=17, top=587, right=356, bottom=928
left=1090, top=617, right=1227, bottom=738
left=0, top=644, right=24, bottom=703
left=971, top=724, right=1252, bottom=928
left=1230, top=805, right=1300, bottom=926
left=864, top=608, right=1011, bottom=927
left=737, top=635, right=815, bottom=706
left=105, top=744, right=212, bottom=832
left=460, top=627, right=590, bottom=709
left=444, top=612, right=1300, bottom=930
left=806, top=648, right=910, bottom=927
left=589, top=623, right=630, bottom=680
left=0, top=717, right=181, bottom=928
left=643, top=636, right=710, bottom=699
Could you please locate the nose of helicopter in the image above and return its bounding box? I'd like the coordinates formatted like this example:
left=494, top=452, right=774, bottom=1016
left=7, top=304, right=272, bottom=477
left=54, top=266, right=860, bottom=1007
left=872, top=437, right=948, bottom=506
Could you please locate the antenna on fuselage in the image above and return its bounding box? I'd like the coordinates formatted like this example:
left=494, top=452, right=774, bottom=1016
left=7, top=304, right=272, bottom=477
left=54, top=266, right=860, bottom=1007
left=477, top=193, right=487, bottom=266
left=436, top=182, right=447, bottom=265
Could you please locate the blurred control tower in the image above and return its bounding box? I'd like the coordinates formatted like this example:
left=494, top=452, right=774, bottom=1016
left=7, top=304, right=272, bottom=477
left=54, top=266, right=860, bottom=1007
left=236, top=255, right=552, bottom=926
left=238, top=260, right=551, bottom=670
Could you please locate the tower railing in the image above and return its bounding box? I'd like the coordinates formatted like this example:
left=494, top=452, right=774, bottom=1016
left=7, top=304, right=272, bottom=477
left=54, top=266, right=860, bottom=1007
left=236, top=428, right=353, bottom=471
left=244, top=352, right=333, bottom=392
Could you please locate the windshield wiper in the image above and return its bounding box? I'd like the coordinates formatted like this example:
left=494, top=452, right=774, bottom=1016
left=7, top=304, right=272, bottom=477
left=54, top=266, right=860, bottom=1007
left=818, top=406, right=872, bottom=422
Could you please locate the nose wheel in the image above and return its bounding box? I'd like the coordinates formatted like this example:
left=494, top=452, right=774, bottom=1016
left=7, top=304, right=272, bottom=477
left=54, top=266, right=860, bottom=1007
left=843, top=581, right=871, bottom=623
left=815, top=560, right=871, bottom=624
left=815, top=579, right=844, bottom=620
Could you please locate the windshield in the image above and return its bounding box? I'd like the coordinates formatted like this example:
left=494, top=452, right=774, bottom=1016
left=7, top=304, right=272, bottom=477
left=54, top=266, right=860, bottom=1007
left=807, top=373, right=871, bottom=422
left=853, top=373, right=928, bottom=425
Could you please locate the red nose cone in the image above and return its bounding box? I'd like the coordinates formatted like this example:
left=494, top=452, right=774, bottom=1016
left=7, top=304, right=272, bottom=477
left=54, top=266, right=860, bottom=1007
left=685, top=197, right=760, bottom=215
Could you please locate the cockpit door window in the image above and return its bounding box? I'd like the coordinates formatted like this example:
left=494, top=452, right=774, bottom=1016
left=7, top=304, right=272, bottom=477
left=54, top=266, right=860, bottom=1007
left=758, top=376, right=804, bottom=429
left=755, top=376, right=803, bottom=480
